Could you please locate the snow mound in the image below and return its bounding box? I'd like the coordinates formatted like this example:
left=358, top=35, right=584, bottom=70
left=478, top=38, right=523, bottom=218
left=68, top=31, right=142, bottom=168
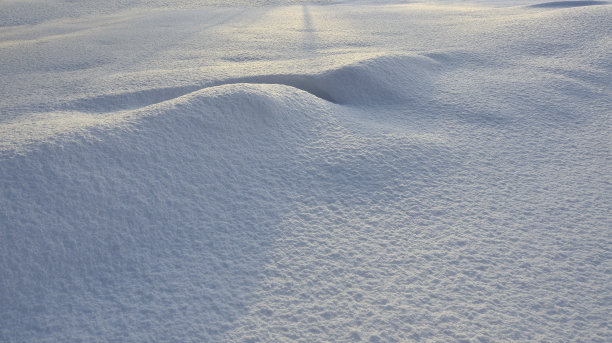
left=0, top=83, right=334, bottom=342
left=315, top=54, right=440, bottom=105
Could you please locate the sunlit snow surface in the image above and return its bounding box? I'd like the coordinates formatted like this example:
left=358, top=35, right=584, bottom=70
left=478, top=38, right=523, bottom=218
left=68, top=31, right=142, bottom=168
left=1, top=0, right=611, bottom=342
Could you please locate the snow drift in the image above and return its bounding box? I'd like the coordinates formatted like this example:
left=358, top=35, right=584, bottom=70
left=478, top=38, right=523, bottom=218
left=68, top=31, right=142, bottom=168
left=0, top=84, right=332, bottom=341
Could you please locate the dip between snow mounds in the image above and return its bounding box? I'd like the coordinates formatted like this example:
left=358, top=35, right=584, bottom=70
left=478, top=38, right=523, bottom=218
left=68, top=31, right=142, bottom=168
left=56, top=54, right=441, bottom=114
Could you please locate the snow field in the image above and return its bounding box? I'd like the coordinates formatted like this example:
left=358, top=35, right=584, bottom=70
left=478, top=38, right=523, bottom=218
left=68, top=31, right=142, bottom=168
left=1, top=1, right=611, bottom=342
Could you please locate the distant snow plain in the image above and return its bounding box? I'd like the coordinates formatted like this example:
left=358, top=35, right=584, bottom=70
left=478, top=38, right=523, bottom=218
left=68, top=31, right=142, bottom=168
left=1, top=0, right=610, bottom=342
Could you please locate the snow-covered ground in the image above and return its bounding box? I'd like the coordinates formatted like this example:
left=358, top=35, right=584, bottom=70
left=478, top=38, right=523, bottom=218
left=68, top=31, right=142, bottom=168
left=1, top=0, right=610, bottom=341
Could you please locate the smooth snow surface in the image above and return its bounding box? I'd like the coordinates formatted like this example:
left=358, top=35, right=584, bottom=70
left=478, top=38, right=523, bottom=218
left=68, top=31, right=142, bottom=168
left=1, top=1, right=611, bottom=342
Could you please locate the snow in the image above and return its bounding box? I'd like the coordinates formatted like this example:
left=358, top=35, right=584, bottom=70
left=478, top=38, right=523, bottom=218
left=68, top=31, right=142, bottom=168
left=1, top=0, right=611, bottom=342
left=529, top=1, right=610, bottom=8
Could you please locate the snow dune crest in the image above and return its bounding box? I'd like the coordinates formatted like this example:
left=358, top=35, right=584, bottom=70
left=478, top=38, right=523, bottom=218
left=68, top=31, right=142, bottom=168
left=0, top=83, right=323, bottom=154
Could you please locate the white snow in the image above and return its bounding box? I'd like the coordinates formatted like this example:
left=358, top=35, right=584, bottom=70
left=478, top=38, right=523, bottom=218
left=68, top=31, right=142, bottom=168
left=1, top=0, right=610, bottom=342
